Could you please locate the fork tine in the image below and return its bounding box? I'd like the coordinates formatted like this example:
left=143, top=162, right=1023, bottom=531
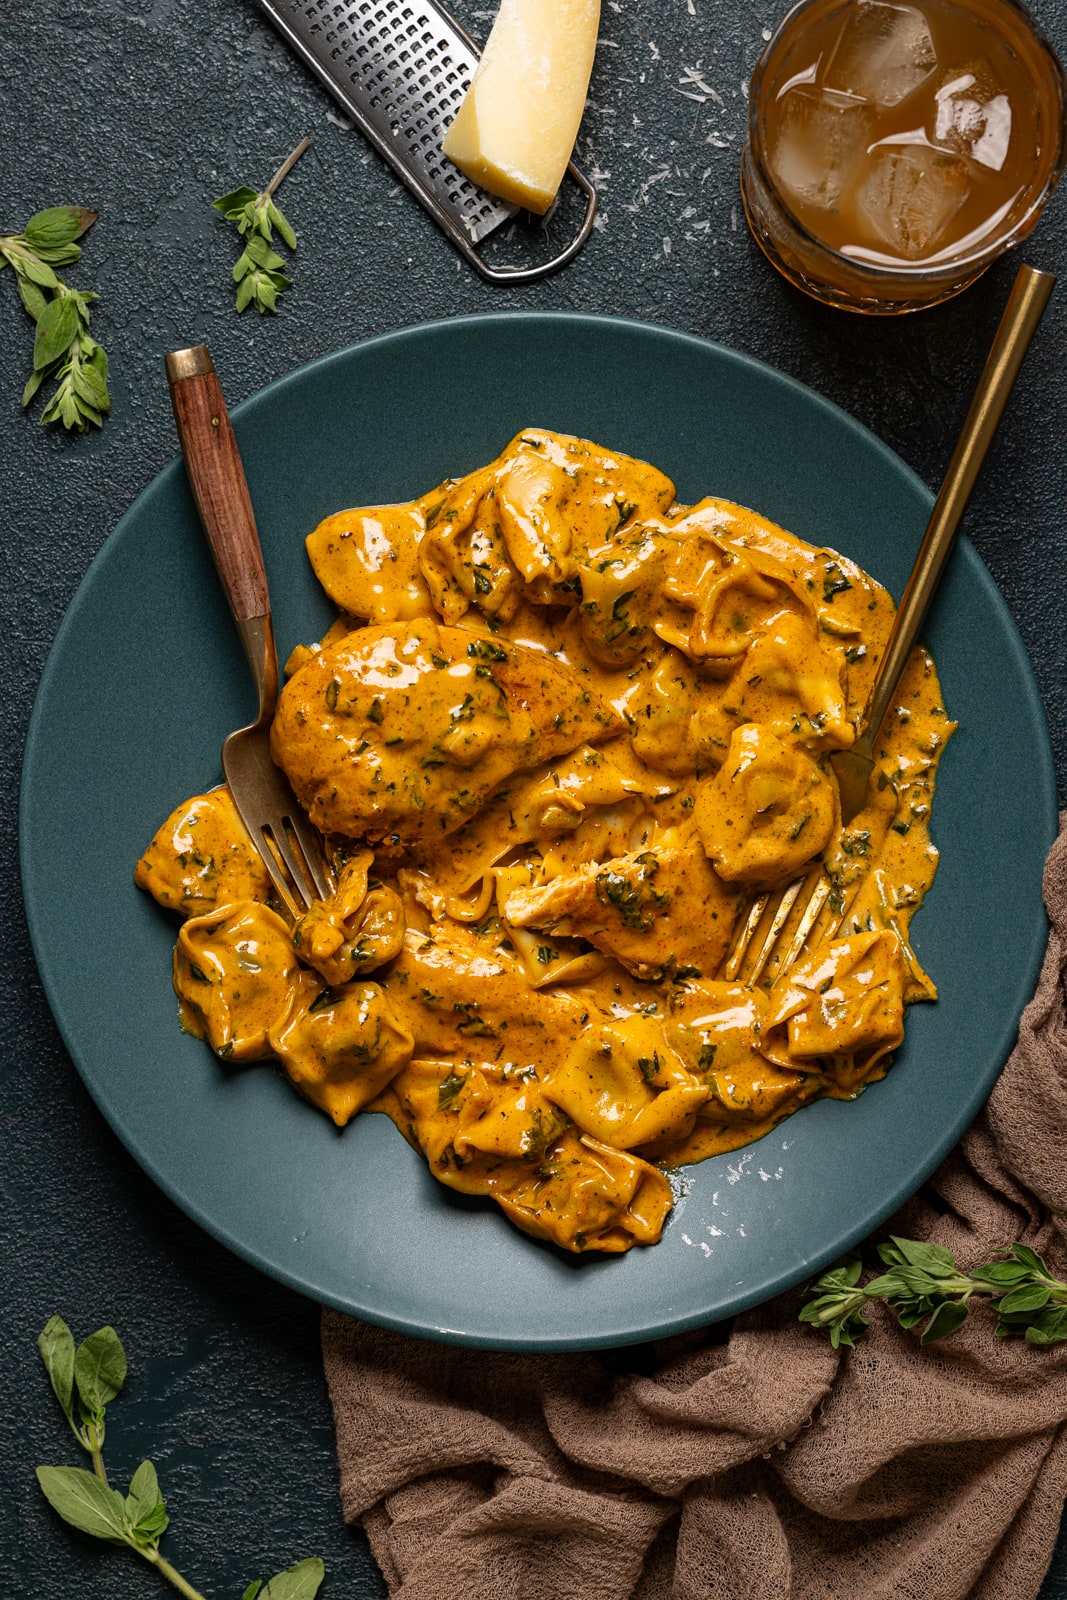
left=235, top=804, right=332, bottom=921
left=721, top=890, right=770, bottom=982
left=773, top=873, right=834, bottom=978
left=284, top=810, right=333, bottom=901
left=743, top=874, right=807, bottom=986
left=223, top=732, right=333, bottom=917
left=244, top=818, right=307, bottom=922
left=264, top=813, right=331, bottom=908
left=718, top=866, right=836, bottom=988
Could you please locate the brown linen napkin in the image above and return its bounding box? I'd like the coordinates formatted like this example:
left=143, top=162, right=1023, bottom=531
left=323, top=818, right=1067, bottom=1600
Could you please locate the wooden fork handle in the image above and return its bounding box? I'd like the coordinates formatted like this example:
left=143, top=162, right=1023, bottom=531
left=165, top=345, right=270, bottom=623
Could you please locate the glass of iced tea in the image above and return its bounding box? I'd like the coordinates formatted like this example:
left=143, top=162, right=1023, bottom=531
left=740, top=0, right=1067, bottom=311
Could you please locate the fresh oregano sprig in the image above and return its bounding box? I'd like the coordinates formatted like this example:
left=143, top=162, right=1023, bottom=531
left=36, top=1316, right=324, bottom=1600
left=213, top=137, right=310, bottom=314
left=797, top=1252, right=872, bottom=1350
left=799, top=1238, right=1067, bottom=1348
left=0, top=206, right=111, bottom=430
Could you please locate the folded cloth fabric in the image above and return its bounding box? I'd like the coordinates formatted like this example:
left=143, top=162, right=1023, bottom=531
left=323, top=819, right=1067, bottom=1600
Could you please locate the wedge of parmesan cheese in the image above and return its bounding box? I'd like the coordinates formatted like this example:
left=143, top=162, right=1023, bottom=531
left=442, top=0, right=600, bottom=214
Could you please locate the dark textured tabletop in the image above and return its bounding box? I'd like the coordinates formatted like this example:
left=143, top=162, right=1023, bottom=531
left=3, top=0, right=1066, bottom=1594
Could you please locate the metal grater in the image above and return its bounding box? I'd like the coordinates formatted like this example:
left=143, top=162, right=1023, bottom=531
left=253, top=0, right=598, bottom=282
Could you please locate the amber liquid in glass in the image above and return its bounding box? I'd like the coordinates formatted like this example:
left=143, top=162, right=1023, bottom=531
left=752, top=0, right=1064, bottom=291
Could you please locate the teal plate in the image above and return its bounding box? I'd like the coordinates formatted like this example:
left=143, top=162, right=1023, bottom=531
left=21, top=314, right=1057, bottom=1350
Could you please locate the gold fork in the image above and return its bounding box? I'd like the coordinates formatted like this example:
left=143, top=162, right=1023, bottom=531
left=722, top=262, right=1056, bottom=990
left=165, top=344, right=331, bottom=920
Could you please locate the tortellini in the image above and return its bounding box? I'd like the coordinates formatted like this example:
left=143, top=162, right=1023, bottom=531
left=174, top=901, right=297, bottom=1063
left=762, top=930, right=907, bottom=1088
left=137, top=430, right=952, bottom=1254
left=269, top=974, right=414, bottom=1127
left=695, top=724, right=838, bottom=888
left=136, top=789, right=271, bottom=916
left=292, top=853, right=405, bottom=985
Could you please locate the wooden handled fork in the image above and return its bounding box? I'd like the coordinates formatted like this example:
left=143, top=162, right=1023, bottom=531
left=721, top=263, right=1056, bottom=989
left=165, top=344, right=332, bottom=920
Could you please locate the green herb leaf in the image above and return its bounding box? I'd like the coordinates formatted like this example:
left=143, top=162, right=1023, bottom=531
left=124, top=1458, right=169, bottom=1543
left=23, top=206, right=90, bottom=251
left=824, top=1255, right=864, bottom=1290
left=17, top=275, right=48, bottom=321
left=242, top=232, right=288, bottom=273
left=38, top=1317, right=77, bottom=1423
left=1010, top=1243, right=1050, bottom=1275
left=40, top=383, right=77, bottom=429
left=920, top=1300, right=970, bottom=1343
left=1021, top=1307, right=1067, bottom=1346
left=74, top=1325, right=127, bottom=1421
left=72, top=344, right=110, bottom=410
left=438, top=1071, right=467, bottom=1108
left=798, top=1295, right=869, bottom=1350
left=878, top=1236, right=957, bottom=1276
left=994, top=1282, right=1052, bottom=1316
left=268, top=199, right=297, bottom=251
left=467, top=638, right=508, bottom=662
left=260, top=1557, right=326, bottom=1599
left=32, top=294, right=79, bottom=369
left=35, top=1316, right=325, bottom=1595
left=20, top=252, right=60, bottom=289
left=20, top=366, right=45, bottom=406
left=801, top=1233, right=1067, bottom=1350
left=857, top=1268, right=908, bottom=1298
left=971, top=1259, right=1032, bottom=1287
left=796, top=1253, right=871, bottom=1348
left=36, top=1465, right=129, bottom=1545
left=67, top=286, right=96, bottom=325
left=129, top=1498, right=170, bottom=1542
left=213, top=186, right=260, bottom=221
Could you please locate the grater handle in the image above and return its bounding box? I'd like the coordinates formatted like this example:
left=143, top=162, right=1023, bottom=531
left=474, top=165, right=598, bottom=284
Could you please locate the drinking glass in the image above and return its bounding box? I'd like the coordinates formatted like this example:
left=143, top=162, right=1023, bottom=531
left=740, top=0, right=1067, bottom=312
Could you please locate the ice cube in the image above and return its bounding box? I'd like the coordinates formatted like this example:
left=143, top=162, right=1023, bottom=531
left=769, top=86, right=876, bottom=211
left=856, top=144, right=970, bottom=256
left=933, top=65, right=1012, bottom=171
left=824, top=2, right=937, bottom=108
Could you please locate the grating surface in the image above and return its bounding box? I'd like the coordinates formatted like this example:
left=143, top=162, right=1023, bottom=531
left=256, top=0, right=515, bottom=243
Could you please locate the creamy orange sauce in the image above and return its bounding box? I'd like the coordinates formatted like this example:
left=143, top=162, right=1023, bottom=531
left=136, top=430, right=954, bottom=1254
